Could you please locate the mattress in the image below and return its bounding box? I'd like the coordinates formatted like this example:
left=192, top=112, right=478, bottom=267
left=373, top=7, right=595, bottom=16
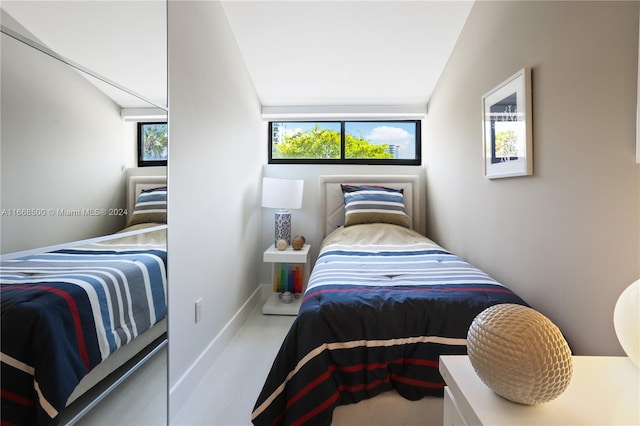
left=252, top=223, right=528, bottom=426
left=0, top=224, right=167, bottom=425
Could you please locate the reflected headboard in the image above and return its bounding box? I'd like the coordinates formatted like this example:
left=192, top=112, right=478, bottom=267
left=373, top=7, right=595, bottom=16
left=127, top=175, right=167, bottom=224
left=318, top=175, right=424, bottom=240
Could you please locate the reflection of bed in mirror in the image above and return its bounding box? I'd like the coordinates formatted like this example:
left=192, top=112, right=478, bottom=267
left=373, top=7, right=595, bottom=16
left=1, top=175, right=167, bottom=425
left=1, top=7, right=168, bottom=424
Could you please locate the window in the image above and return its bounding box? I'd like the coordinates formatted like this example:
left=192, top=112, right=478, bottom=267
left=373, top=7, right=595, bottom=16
left=138, top=122, right=168, bottom=166
left=269, top=120, right=421, bottom=165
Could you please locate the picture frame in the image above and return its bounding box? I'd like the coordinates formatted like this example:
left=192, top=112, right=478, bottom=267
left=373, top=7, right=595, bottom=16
left=137, top=122, right=168, bottom=167
left=482, top=68, right=532, bottom=179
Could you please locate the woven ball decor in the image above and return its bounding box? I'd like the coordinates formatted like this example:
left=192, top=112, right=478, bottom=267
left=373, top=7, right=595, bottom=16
left=467, top=303, right=573, bottom=405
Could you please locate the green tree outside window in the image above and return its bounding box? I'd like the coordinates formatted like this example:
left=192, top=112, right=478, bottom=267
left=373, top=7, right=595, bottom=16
left=273, top=126, right=393, bottom=159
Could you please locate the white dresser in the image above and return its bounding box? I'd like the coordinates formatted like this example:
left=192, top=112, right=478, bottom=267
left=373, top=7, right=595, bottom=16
left=440, top=355, right=639, bottom=425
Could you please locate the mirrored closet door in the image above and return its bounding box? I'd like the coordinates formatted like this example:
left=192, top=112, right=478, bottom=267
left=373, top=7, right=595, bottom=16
left=1, top=1, right=168, bottom=424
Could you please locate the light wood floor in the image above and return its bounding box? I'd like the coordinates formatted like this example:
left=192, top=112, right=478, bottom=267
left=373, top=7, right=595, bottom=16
left=64, top=303, right=294, bottom=426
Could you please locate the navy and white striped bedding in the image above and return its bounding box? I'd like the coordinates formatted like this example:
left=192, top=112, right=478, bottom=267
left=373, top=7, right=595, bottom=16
left=0, top=232, right=167, bottom=425
left=252, top=224, right=527, bottom=426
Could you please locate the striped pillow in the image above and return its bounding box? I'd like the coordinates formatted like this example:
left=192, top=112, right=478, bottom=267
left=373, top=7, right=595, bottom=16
left=127, top=186, right=167, bottom=226
left=341, top=184, right=410, bottom=228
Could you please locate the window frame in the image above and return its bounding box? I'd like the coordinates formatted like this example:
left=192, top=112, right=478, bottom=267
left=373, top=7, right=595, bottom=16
left=137, top=122, right=168, bottom=167
left=268, top=120, right=421, bottom=165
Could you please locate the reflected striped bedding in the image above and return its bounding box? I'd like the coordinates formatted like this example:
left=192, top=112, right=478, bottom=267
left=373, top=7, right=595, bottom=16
left=1, top=241, right=167, bottom=425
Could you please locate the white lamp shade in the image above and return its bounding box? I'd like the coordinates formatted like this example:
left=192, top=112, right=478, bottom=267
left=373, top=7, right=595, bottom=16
left=262, top=177, right=304, bottom=209
left=614, top=279, right=640, bottom=368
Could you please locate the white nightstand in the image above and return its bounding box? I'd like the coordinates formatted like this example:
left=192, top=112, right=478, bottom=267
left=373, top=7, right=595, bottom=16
left=439, top=355, right=639, bottom=426
left=262, top=244, right=311, bottom=315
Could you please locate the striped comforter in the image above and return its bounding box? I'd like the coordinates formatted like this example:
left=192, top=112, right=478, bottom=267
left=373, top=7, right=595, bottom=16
left=252, top=224, right=527, bottom=426
left=0, top=228, right=167, bottom=426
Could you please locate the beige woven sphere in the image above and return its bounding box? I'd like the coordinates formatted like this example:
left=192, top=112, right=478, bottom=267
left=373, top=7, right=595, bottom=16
left=467, top=303, right=573, bottom=405
left=276, top=239, right=288, bottom=251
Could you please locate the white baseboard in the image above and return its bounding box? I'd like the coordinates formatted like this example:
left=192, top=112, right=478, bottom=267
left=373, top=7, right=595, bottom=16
left=169, top=285, right=267, bottom=419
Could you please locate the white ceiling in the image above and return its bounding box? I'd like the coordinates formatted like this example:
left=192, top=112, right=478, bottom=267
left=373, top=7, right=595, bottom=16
left=1, top=0, right=167, bottom=109
left=220, top=1, right=474, bottom=108
left=1, top=1, right=473, bottom=110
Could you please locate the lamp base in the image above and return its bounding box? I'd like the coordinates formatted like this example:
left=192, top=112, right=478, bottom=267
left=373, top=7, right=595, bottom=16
left=274, top=210, right=291, bottom=246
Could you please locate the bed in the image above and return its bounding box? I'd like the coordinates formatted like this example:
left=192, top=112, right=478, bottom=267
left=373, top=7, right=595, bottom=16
left=0, top=175, right=167, bottom=426
left=251, top=175, right=529, bottom=426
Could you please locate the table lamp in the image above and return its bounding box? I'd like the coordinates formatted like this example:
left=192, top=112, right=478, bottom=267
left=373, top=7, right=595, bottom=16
left=262, top=177, right=304, bottom=246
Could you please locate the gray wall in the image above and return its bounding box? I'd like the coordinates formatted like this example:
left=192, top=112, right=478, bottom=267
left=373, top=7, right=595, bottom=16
left=1, top=29, right=132, bottom=253
left=167, top=0, right=265, bottom=415
left=425, top=0, right=639, bottom=356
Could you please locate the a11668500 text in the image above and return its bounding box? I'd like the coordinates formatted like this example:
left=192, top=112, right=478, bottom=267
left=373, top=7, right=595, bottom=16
left=1, top=208, right=128, bottom=217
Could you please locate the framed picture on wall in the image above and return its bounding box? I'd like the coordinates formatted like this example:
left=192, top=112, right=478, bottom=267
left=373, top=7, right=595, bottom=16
left=482, top=68, right=532, bottom=179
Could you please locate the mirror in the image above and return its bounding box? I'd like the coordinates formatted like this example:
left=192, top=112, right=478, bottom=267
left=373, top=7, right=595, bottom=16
left=1, top=2, right=167, bottom=425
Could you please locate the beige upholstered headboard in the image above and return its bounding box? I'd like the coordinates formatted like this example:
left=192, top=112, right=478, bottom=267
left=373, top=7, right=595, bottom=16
left=318, top=175, right=424, bottom=240
left=127, top=175, right=167, bottom=224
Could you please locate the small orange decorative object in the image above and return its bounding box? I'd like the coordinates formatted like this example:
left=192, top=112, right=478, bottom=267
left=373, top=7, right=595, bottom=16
left=292, top=235, right=306, bottom=250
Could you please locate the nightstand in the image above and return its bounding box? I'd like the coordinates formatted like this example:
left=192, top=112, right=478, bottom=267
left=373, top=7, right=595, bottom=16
left=262, top=244, right=311, bottom=315
left=439, top=355, right=639, bottom=426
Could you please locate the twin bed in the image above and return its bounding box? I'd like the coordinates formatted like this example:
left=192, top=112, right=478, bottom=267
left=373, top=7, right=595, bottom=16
left=0, top=175, right=167, bottom=426
left=252, top=175, right=529, bottom=426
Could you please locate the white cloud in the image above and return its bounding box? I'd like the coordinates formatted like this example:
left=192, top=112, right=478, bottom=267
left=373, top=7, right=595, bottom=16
left=366, top=126, right=413, bottom=147
left=284, top=127, right=304, bottom=136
